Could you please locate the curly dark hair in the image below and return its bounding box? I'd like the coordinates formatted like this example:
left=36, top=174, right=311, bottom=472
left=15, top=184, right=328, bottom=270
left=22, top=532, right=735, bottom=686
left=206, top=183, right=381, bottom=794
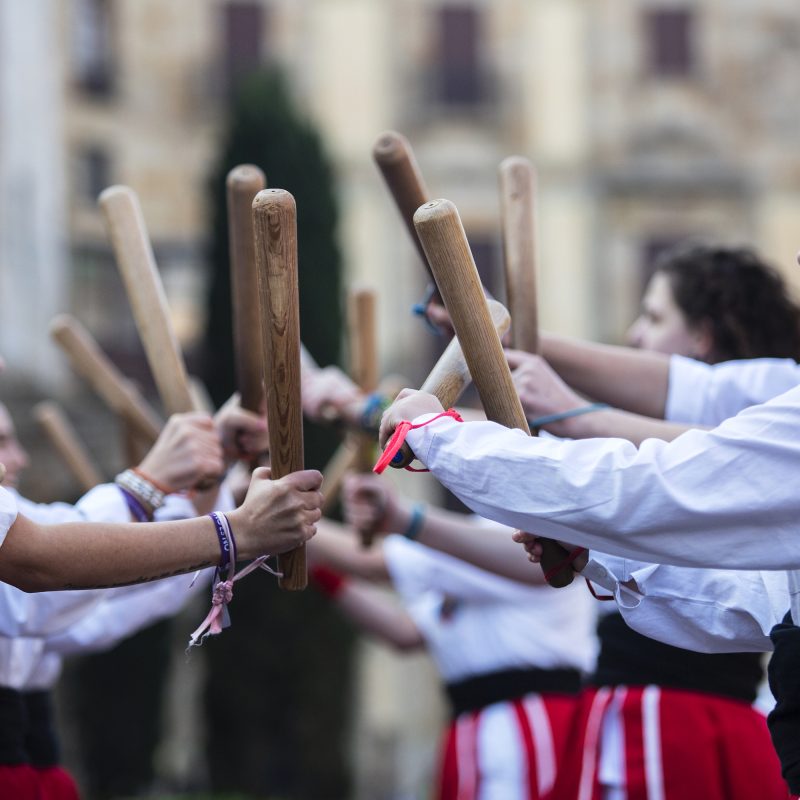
left=654, top=244, right=800, bottom=362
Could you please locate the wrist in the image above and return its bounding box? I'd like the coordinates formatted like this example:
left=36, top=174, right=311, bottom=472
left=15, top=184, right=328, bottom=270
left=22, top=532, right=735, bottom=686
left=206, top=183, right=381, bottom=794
left=115, top=468, right=167, bottom=520
left=224, top=507, right=251, bottom=559
left=401, top=503, right=425, bottom=540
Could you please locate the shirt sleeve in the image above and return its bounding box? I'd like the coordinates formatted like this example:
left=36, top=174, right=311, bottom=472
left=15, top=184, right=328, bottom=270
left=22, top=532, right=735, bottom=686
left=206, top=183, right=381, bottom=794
left=405, top=384, right=800, bottom=570
left=582, top=554, right=785, bottom=653
left=0, top=487, right=17, bottom=548
left=43, top=570, right=213, bottom=656
left=15, top=484, right=129, bottom=525
left=666, top=355, right=800, bottom=425
left=384, top=534, right=540, bottom=604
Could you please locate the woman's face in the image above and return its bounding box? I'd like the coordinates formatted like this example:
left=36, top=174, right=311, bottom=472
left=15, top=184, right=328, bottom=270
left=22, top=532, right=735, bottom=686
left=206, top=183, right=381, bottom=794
left=626, top=272, right=711, bottom=359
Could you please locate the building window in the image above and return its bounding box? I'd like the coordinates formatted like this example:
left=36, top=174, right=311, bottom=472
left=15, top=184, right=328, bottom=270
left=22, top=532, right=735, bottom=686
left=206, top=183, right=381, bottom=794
left=75, top=146, right=112, bottom=205
left=223, top=2, right=265, bottom=94
left=434, top=5, right=485, bottom=106
left=644, top=8, right=694, bottom=78
left=72, top=0, right=115, bottom=96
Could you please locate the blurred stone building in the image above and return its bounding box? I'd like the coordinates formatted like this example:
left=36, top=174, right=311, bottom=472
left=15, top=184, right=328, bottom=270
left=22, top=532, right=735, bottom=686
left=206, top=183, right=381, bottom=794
left=2, top=0, right=800, bottom=797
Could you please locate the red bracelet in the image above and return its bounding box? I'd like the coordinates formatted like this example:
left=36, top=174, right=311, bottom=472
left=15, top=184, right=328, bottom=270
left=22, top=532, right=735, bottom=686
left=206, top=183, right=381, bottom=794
left=132, top=466, right=175, bottom=495
left=310, top=565, right=348, bottom=598
left=373, top=408, right=463, bottom=474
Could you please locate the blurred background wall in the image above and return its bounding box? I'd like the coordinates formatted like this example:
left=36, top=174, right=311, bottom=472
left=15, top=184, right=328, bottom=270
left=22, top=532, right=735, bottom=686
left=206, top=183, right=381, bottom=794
left=2, top=1, right=800, bottom=798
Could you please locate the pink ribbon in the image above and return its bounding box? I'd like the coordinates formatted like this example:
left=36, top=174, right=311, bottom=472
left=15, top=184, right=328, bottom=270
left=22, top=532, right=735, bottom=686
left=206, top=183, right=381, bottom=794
left=187, top=556, right=281, bottom=649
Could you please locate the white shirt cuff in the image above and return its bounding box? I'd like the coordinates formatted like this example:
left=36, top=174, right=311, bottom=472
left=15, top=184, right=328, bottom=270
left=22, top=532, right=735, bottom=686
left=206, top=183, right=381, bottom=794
left=405, top=414, right=461, bottom=467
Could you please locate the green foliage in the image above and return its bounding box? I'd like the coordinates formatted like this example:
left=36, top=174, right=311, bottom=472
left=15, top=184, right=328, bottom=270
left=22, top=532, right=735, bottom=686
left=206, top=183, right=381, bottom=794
left=201, top=69, right=354, bottom=800
left=203, top=69, right=343, bottom=405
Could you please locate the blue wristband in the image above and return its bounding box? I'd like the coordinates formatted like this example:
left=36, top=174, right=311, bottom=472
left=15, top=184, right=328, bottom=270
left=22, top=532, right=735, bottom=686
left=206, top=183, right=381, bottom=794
left=528, top=403, right=610, bottom=430
left=403, top=503, right=426, bottom=540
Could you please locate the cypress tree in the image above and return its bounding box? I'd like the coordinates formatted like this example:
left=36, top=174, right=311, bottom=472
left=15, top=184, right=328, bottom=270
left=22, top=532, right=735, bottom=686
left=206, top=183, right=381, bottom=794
left=201, top=69, right=354, bottom=799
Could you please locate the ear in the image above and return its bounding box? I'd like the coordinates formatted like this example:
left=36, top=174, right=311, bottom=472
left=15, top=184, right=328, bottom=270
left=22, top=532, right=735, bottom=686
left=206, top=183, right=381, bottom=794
left=688, top=321, right=715, bottom=362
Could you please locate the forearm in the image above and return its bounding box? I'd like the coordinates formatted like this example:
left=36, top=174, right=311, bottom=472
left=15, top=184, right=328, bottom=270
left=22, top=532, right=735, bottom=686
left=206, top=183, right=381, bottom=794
left=391, top=502, right=544, bottom=586
left=334, top=581, right=424, bottom=651
left=406, top=408, right=800, bottom=570
left=541, top=333, right=670, bottom=418
left=310, top=519, right=390, bottom=582
left=561, top=407, right=703, bottom=446
left=0, top=514, right=221, bottom=592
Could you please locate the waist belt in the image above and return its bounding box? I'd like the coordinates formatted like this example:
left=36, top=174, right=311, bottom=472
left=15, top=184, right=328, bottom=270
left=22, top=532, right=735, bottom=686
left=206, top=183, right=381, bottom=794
left=445, top=666, right=581, bottom=718
left=0, top=687, right=28, bottom=765
left=23, top=691, right=59, bottom=768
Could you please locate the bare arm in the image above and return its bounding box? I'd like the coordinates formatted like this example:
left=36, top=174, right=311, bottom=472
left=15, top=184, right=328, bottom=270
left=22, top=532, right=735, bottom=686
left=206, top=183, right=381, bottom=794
left=540, top=332, right=671, bottom=418
left=507, top=349, right=698, bottom=445
left=333, top=580, right=425, bottom=651
left=343, top=474, right=544, bottom=585
left=0, top=468, right=322, bottom=592
left=309, top=518, right=391, bottom=582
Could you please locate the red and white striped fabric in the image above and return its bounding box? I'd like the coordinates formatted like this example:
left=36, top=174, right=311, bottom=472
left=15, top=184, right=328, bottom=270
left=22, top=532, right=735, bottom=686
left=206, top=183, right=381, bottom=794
left=551, top=686, right=790, bottom=800
left=436, top=692, right=578, bottom=800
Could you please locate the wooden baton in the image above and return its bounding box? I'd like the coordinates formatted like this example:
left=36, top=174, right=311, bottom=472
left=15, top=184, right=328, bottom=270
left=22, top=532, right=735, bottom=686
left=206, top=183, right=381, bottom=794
left=348, top=286, right=380, bottom=546
left=33, top=401, right=103, bottom=493
left=372, top=131, right=433, bottom=279
left=413, top=199, right=574, bottom=588
left=227, top=164, right=267, bottom=412
left=388, top=299, right=511, bottom=470
left=498, top=156, right=539, bottom=354
left=252, top=188, right=306, bottom=590
left=49, top=314, right=163, bottom=445
left=98, top=186, right=195, bottom=416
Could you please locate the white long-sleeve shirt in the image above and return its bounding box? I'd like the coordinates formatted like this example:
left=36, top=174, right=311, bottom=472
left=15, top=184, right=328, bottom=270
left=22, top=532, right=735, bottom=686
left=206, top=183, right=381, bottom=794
left=0, top=484, right=219, bottom=688
left=404, top=363, right=800, bottom=647
left=383, top=535, right=596, bottom=681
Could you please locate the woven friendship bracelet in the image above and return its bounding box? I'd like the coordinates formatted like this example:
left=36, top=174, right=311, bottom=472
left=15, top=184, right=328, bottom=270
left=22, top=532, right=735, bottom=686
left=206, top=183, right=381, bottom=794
left=208, top=511, right=237, bottom=575
left=114, top=469, right=166, bottom=519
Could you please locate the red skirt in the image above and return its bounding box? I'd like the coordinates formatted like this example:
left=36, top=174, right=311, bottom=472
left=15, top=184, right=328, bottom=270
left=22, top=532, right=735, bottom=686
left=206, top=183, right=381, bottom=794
left=0, top=764, right=42, bottom=800
left=436, top=692, right=579, bottom=800
left=36, top=766, right=80, bottom=800
left=551, top=685, right=790, bottom=800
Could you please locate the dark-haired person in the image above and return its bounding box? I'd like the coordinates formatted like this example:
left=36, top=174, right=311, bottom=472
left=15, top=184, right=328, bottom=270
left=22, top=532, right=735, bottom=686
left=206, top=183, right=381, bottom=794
left=506, top=244, right=799, bottom=800
left=379, top=244, right=800, bottom=798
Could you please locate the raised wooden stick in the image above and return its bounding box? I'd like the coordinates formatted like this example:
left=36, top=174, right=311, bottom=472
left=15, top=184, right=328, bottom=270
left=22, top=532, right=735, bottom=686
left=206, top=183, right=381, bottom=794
left=320, top=437, right=358, bottom=515
left=49, top=314, right=162, bottom=445
left=253, top=189, right=306, bottom=590
left=413, top=199, right=573, bottom=588
left=99, top=185, right=195, bottom=416
left=33, top=401, right=103, bottom=492
left=389, top=299, right=511, bottom=470
left=499, top=156, right=539, bottom=354
left=228, top=164, right=267, bottom=411
left=372, top=131, right=433, bottom=279
left=348, top=287, right=380, bottom=546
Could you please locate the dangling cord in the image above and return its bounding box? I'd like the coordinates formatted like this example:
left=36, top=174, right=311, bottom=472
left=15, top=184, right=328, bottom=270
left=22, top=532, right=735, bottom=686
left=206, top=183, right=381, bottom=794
left=187, top=512, right=282, bottom=650
left=373, top=408, right=463, bottom=474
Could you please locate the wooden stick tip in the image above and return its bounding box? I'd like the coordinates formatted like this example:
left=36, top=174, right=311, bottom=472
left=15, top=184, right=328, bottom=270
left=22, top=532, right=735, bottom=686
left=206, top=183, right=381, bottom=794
left=227, top=164, right=266, bottom=190
left=97, top=184, right=136, bottom=207
left=48, top=313, right=73, bottom=336
left=372, top=130, right=410, bottom=164
left=252, top=188, right=295, bottom=213
left=413, top=197, right=457, bottom=225
left=499, top=154, right=533, bottom=173
left=32, top=401, right=57, bottom=422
